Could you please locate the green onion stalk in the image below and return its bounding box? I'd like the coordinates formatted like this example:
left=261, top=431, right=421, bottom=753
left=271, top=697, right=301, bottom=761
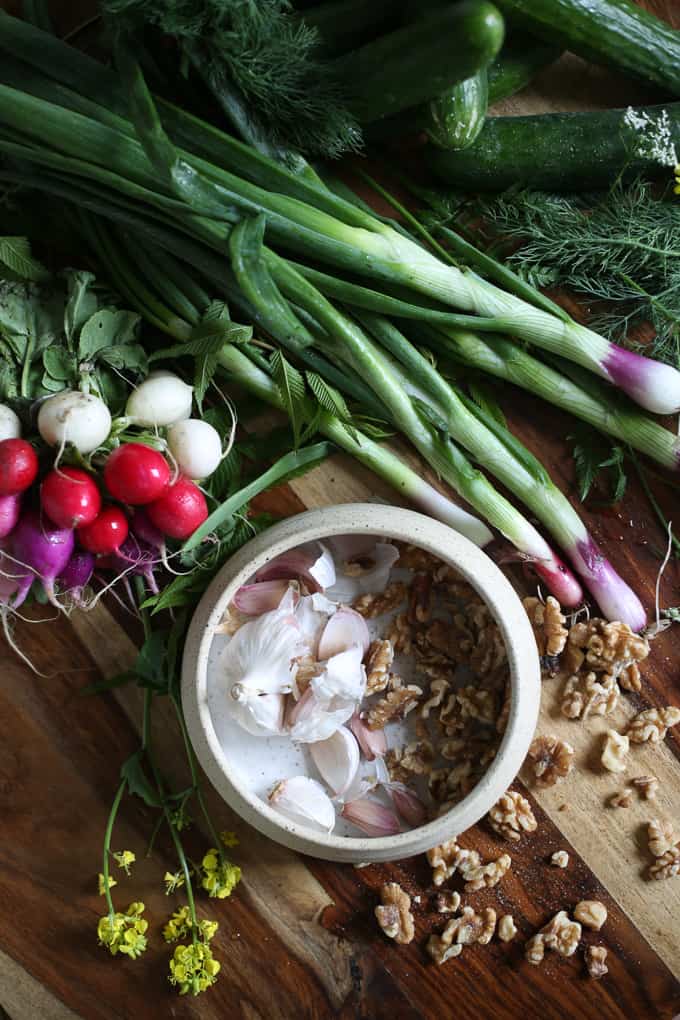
left=0, top=13, right=679, bottom=415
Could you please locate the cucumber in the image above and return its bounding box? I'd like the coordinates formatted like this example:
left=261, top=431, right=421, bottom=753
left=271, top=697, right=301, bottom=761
left=301, top=0, right=399, bottom=57
left=427, top=70, right=489, bottom=149
left=331, top=1, right=505, bottom=123
left=492, top=0, right=680, bottom=96
left=426, top=102, right=680, bottom=191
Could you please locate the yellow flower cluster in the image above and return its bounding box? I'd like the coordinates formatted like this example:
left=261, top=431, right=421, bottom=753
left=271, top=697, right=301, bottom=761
left=164, top=906, right=219, bottom=944
left=163, top=871, right=185, bottom=895
left=97, top=902, right=148, bottom=959
left=98, top=873, right=117, bottom=896
left=675, top=165, right=680, bottom=195
left=168, top=942, right=221, bottom=996
left=112, top=850, right=136, bottom=875
left=220, top=830, right=239, bottom=848
left=200, top=849, right=241, bottom=899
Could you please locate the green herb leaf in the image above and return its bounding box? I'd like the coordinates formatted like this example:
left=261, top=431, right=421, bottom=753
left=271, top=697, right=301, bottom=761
left=64, top=270, right=97, bottom=345
left=120, top=750, right=161, bottom=808
left=270, top=349, right=306, bottom=448
left=78, top=308, right=140, bottom=359
left=99, top=343, right=148, bottom=372
left=42, top=346, right=75, bottom=382
left=305, top=370, right=352, bottom=421
left=0, top=236, right=49, bottom=282
left=570, top=425, right=627, bottom=504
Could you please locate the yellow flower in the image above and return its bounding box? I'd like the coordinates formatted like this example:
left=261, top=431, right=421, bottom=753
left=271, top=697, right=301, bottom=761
left=220, top=830, right=239, bottom=848
left=198, top=919, right=219, bottom=942
left=163, top=905, right=192, bottom=943
left=163, top=871, right=185, bottom=895
left=200, top=848, right=241, bottom=900
left=97, top=902, right=148, bottom=959
left=98, top=873, right=117, bottom=896
left=112, top=850, right=136, bottom=875
left=168, top=942, right=221, bottom=996
left=675, top=165, right=680, bottom=195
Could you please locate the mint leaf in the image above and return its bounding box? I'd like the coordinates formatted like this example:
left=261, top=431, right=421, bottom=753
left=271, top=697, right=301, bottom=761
left=78, top=308, right=140, bottom=359
left=64, top=270, right=97, bottom=345
left=270, top=349, right=306, bottom=448
left=0, top=236, right=50, bottom=283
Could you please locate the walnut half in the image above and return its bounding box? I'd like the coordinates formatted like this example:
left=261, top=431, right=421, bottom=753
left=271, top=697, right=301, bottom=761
left=601, top=730, right=629, bottom=773
left=573, top=900, right=607, bottom=931
left=374, top=882, right=415, bottom=945
left=526, top=735, right=574, bottom=787
left=627, top=706, right=680, bottom=744
left=586, top=945, right=609, bottom=979
left=525, top=910, right=582, bottom=964
left=488, top=790, right=537, bottom=842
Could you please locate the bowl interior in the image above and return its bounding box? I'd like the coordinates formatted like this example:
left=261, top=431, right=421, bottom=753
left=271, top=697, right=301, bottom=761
left=183, top=506, right=541, bottom=859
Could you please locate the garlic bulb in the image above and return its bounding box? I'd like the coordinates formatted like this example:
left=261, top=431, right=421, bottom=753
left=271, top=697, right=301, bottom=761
left=269, top=776, right=336, bottom=833
left=223, top=591, right=304, bottom=736
left=309, top=726, right=360, bottom=798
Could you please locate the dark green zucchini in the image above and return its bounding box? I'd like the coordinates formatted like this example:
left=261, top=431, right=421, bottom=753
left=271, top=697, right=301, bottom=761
left=301, top=0, right=399, bottom=57
left=493, top=0, right=680, bottom=96
left=426, top=102, right=680, bottom=191
left=331, top=1, right=505, bottom=123
left=427, top=70, right=489, bottom=149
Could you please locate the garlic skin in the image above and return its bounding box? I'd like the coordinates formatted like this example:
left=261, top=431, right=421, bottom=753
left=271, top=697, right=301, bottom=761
left=254, top=541, right=336, bottom=593
left=309, top=726, right=360, bottom=798
left=223, top=591, right=304, bottom=736
left=288, top=646, right=367, bottom=743
left=295, top=594, right=335, bottom=657
left=326, top=542, right=399, bottom=602
left=269, top=776, right=336, bottom=833
left=317, top=606, right=370, bottom=659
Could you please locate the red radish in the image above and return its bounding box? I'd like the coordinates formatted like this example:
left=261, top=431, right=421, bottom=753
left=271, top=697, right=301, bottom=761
left=78, top=506, right=129, bottom=554
left=8, top=509, right=75, bottom=607
left=0, top=438, right=38, bottom=496
left=0, top=494, right=21, bottom=538
left=104, top=443, right=170, bottom=505
left=146, top=476, right=208, bottom=539
left=40, top=467, right=101, bottom=529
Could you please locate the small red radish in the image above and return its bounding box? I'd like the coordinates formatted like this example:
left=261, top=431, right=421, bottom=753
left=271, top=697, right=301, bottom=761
left=78, top=506, right=129, bottom=554
left=0, top=438, right=38, bottom=496
left=0, top=493, right=21, bottom=538
left=0, top=404, right=21, bottom=441
left=9, top=509, right=75, bottom=607
left=104, top=443, right=170, bottom=505
left=40, top=467, right=101, bottom=529
left=146, top=476, right=208, bottom=539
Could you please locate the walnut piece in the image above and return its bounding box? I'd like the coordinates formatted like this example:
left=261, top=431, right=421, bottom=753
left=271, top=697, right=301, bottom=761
left=561, top=671, right=619, bottom=720
left=523, top=595, right=568, bottom=666
left=386, top=611, right=412, bottom=654
left=627, top=706, right=680, bottom=744
left=293, top=653, right=324, bottom=694
left=488, top=790, right=537, bottom=842
left=433, top=890, right=461, bottom=914
left=385, top=740, right=433, bottom=783
left=649, top=846, right=680, bottom=880
left=408, top=573, right=433, bottom=623
left=573, top=900, right=607, bottom=931
left=366, top=684, right=422, bottom=730
left=420, top=676, right=450, bottom=719
left=632, top=775, right=659, bottom=800
left=525, top=934, right=546, bottom=965
left=426, top=906, right=496, bottom=964
left=601, top=729, right=629, bottom=773
left=609, top=788, right=633, bottom=809
left=648, top=818, right=676, bottom=858
left=427, top=838, right=461, bottom=886
left=526, top=735, right=574, bottom=787
left=461, top=851, right=511, bottom=892
left=586, top=945, right=609, bottom=979
left=498, top=915, right=517, bottom=942
left=526, top=910, right=582, bottom=964
left=565, top=619, right=649, bottom=682
left=550, top=850, right=569, bottom=869
left=374, top=882, right=415, bottom=945
left=354, top=581, right=407, bottom=619
left=365, top=639, right=394, bottom=695
left=397, top=544, right=440, bottom=571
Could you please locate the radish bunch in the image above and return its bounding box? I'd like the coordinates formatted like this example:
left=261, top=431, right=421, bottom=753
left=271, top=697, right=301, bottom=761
left=0, top=372, right=225, bottom=616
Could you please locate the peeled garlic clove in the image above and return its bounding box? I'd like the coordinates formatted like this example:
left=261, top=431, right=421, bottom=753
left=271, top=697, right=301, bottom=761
left=349, top=712, right=387, bottom=761
left=309, top=726, right=360, bottom=798
left=269, top=776, right=336, bottom=833
left=326, top=542, right=399, bottom=602
left=384, top=782, right=428, bottom=828
left=317, top=606, right=370, bottom=660
left=341, top=796, right=401, bottom=837
left=233, top=580, right=297, bottom=615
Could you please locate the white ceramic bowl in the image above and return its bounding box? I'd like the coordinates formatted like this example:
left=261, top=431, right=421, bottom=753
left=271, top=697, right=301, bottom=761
left=182, top=504, right=540, bottom=863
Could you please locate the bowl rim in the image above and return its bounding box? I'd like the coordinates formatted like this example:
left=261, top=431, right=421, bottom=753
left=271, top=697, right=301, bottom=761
left=181, top=504, right=541, bottom=861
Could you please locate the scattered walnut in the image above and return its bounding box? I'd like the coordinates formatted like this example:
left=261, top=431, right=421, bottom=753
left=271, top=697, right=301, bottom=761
left=561, top=671, right=619, bottom=720
left=385, top=740, right=434, bottom=783
left=462, top=852, right=511, bottom=892
left=477, top=908, right=497, bottom=945
left=585, top=945, right=609, bottom=979
left=420, top=677, right=450, bottom=719
left=366, top=684, right=422, bottom=730
left=528, top=910, right=581, bottom=962
left=375, top=882, right=415, bottom=945
left=609, top=788, right=633, bottom=809
left=427, top=838, right=461, bottom=886
left=433, top=890, right=461, bottom=914
left=525, top=934, right=546, bottom=965
left=408, top=573, right=433, bottom=623
left=573, top=900, right=607, bottom=931
left=488, top=790, right=537, bottom=842
left=526, top=735, right=574, bottom=787
left=601, top=729, right=629, bottom=773
left=354, top=581, right=407, bottom=618
left=648, top=846, right=680, bottom=880
left=648, top=818, right=676, bottom=858
left=498, top=915, right=517, bottom=942
left=386, top=611, right=412, bottom=655
left=426, top=906, right=495, bottom=964
left=550, top=850, right=569, bottom=869
left=424, top=619, right=458, bottom=660
left=565, top=619, right=649, bottom=682
left=523, top=595, right=568, bottom=667
left=627, top=706, right=680, bottom=744
left=365, top=639, right=394, bottom=695
left=632, top=775, right=659, bottom=800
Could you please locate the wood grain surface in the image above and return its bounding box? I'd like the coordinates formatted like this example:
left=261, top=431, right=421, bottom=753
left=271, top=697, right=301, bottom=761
left=2, top=2, right=680, bottom=1018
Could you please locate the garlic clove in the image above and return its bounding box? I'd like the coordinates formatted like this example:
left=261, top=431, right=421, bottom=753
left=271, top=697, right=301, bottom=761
left=312, top=645, right=366, bottom=705
left=317, top=606, right=370, bottom=660
left=326, top=542, right=399, bottom=602
left=341, top=796, right=402, bottom=837
left=233, top=580, right=298, bottom=615
left=254, top=541, right=336, bottom=594
left=383, top=782, right=428, bottom=828
left=349, top=712, right=387, bottom=761
left=309, top=726, right=360, bottom=798
left=295, top=594, right=334, bottom=656
left=228, top=688, right=286, bottom=737
left=269, top=776, right=336, bottom=833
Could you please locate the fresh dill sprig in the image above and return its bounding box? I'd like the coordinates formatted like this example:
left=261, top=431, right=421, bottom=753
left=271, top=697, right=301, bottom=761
left=477, top=179, right=680, bottom=367
left=103, top=0, right=362, bottom=159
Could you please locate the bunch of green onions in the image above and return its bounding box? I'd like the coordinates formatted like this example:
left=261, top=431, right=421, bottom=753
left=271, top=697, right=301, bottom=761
left=2, top=11, right=678, bottom=628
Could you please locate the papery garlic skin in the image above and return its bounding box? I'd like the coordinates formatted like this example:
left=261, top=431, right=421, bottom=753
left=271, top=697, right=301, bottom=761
left=310, top=726, right=360, bottom=798
left=288, top=646, right=367, bottom=743
left=309, top=543, right=336, bottom=590
left=317, top=606, right=370, bottom=659
left=269, top=776, right=336, bottom=833
left=295, top=594, right=335, bottom=657
left=326, top=543, right=399, bottom=602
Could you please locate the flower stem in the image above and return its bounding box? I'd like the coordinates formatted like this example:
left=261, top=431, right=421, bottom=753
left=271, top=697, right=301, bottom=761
left=102, top=778, right=126, bottom=922
left=171, top=694, right=224, bottom=856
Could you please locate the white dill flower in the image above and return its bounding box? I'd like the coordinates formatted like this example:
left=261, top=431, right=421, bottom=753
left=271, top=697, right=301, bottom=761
left=623, top=106, right=678, bottom=168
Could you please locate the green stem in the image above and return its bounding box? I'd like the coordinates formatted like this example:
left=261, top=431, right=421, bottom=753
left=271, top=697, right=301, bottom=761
left=20, top=333, right=35, bottom=399
left=102, top=779, right=126, bottom=922
left=171, top=694, right=223, bottom=855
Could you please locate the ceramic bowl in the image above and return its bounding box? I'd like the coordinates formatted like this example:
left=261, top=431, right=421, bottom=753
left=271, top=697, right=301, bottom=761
left=181, top=504, right=540, bottom=863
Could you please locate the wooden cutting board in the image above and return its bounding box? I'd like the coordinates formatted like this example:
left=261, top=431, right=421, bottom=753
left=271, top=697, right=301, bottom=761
left=2, top=3, right=680, bottom=1018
